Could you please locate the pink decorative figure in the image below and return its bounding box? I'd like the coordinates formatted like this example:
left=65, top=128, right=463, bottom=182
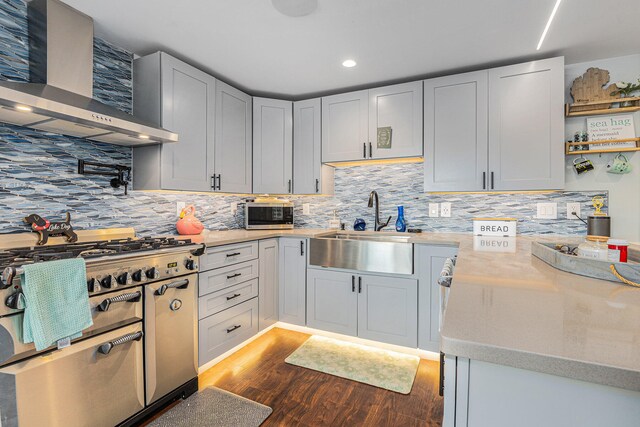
left=176, top=205, right=204, bottom=235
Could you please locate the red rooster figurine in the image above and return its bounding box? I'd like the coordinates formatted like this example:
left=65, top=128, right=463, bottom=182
left=176, top=205, right=204, bottom=235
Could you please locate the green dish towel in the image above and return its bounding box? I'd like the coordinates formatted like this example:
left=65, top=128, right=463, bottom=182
left=20, top=258, right=93, bottom=351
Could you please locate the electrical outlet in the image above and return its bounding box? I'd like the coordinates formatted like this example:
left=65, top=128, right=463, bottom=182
left=176, top=201, right=186, bottom=217
left=441, top=202, right=451, bottom=218
left=536, top=202, right=557, bottom=219
left=566, top=203, right=581, bottom=220
left=429, top=203, right=439, bottom=218
left=230, top=202, right=238, bottom=215
left=302, top=203, right=310, bottom=215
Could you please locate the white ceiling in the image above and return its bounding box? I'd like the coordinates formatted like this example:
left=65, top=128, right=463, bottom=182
left=65, top=0, right=640, bottom=99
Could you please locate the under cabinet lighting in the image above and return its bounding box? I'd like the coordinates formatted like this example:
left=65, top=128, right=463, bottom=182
left=342, top=59, right=357, bottom=68
left=536, top=0, right=562, bottom=50
left=15, top=105, right=32, bottom=112
left=138, top=134, right=150, bottom=140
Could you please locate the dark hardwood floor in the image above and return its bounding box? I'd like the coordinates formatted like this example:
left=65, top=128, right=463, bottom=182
left=197, top=327, right=443, bottom=426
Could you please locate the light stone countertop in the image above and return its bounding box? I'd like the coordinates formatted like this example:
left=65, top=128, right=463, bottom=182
left=179, top=228, right=640, bottom=391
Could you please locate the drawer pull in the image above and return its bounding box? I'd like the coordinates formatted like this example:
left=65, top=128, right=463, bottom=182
left=226, top=273, right=242, bottom=279
left=97, top=291, right=142, bottom=312
left=226, top=293, right=242, bottom=301
left=226, top=324, right=242, bottom=333
left=98, top=331, right=143, bottom=355
left=226, top=252, right=241, bottom=258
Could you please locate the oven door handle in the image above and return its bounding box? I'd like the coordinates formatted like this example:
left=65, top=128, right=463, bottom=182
left=97, top=331, right=143, bottom=355
left=155, top=279, right=190, bottom=296
left=97, top=291, right=142, bottom=312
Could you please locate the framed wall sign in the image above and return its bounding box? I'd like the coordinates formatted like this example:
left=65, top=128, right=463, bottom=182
left=587, top=114, right=636, bottom=149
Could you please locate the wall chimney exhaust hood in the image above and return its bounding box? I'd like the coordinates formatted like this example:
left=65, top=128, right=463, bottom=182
left=0, top=0, right=178, bottom=146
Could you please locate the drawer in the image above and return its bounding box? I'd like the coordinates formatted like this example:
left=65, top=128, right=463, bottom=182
left=198, top=278, right=258, bottom=319
left=198, top=259, right=259, bottom=297
left=198, top=298, right=259, bottom=366
left=200, top=241, right=259, bottom=271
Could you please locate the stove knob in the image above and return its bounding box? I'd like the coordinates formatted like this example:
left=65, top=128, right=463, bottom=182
left=146, top=267, right=160, bottom=280
left=101, top=275, right=116, bottom=289
left=87, top=278, right=99, bottom=293
left=117, top=272, right=132, bottom=286
left=132, top=269, right=147, bottom=282
left=185, top=259, right=197, bottom=271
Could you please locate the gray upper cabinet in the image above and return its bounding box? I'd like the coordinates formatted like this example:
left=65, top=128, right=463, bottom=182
left=424, top=71, right=488, bottom=192
left=369, top=81, right=423, bottom=159
left=423, top=56, right=564, bottom=192
left=214, top=81, right=252, bottom=193
left=322, top=90, right=369, bottom=162
left=253, top=98, right=293, bottom=194
left=488, top=57, right=565, bottom=190
left=293, top=98, right=334, bottom=195
left=132, top=52, right=216, bottom=191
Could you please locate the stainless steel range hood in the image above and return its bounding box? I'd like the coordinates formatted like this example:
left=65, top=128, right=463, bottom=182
left=0, top=0, right=177, bottom=145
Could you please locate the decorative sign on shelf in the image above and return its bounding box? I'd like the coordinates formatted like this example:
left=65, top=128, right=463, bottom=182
left=23, top=212, right=78, bottom=245
left=587, top=114, right=636, bottom=149
left=377, top=126, right=392, bottom=149
left=570, top=67, right=620, bottom=111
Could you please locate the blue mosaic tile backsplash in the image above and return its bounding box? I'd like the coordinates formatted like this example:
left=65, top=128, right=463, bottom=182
left=0, top=0, right=605, bottom=237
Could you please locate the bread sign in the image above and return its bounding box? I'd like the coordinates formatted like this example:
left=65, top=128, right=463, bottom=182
left=473, top=218, right=517, bottom=237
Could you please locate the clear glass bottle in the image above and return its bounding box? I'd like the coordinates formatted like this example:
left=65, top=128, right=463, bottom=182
left=395, top=206, right=406, bottom=232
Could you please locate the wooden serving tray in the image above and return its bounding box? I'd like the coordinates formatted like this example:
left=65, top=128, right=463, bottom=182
left=532, top=241, right=640, bottom=285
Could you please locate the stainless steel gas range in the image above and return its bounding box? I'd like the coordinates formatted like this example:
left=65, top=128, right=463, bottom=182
left=0, top=228, right=204, bottom=427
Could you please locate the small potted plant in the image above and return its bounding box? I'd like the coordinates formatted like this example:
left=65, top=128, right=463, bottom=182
left=610, top=79, right=640, bottom=107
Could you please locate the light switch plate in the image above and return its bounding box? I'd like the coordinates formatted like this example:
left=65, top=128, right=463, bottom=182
left=440, top=202, right=451, bottom=217
left=429, top=203, right=439, bottom=218
left=566, top=203, right=581, bottom=220
left=302, top=203, right=310, bottom=215
left=536, top=202, right=557, bottom=219
left=176, top=201, right=186, bottom=217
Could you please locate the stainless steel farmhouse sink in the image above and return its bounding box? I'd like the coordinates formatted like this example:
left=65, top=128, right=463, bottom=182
left=309, top=233, right=413, bottom=274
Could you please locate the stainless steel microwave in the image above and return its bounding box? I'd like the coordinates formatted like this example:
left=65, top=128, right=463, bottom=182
left=245, top=202, right=294, bottom=229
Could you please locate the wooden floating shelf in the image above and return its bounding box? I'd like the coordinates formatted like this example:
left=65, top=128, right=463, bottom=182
left=565, top=96, right=640, bottom=117
left=565, top=137, right=640, bottom=155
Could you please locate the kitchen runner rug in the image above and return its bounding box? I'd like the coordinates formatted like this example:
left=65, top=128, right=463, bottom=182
left=285, top=335, right=420, bottom=394
left=147, top=387, right=272, bottom=427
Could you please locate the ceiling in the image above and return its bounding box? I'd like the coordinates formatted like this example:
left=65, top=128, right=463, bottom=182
left=65, top=0, right=640, bottom=99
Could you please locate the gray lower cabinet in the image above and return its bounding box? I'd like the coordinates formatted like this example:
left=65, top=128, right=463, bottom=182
left=293, top=98, right=334, bottom=195
left=307, top=268, right=418, bottom=347
left=415, top=244, right=458, bottom=352
left=424, top=71, right=488, bottom=192
left=278, top=238, right=307, bottom=326
left=132, top=52, right=215, bottom=191
left=306, top=269, right=358, bottom=336
left=488, top=57, right=564, bottom=190
left=214, top=81, right=252, bottom=193
left=253, top=98, right=293, bottom=194
left=258, top=239, right=279, bottom=330
left=198, top=298, right=259, bottom=367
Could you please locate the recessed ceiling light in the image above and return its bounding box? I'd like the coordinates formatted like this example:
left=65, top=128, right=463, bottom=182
left=15, top=105, right=32, bottom=112
left=342, top=59, right=357, bottom=68
left=272, top=0, right=318, bottom=17
left=138, top=134, right=150, bottom=140
left=536, top=0, right=562, bottom=50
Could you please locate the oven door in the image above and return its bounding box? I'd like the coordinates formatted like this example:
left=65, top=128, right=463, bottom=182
left=145, top=274, right=198, bottom=405
left=0, top=287, right=143, bottom=367
left=245, top=204, right=294, bottom=229
left=0, top=322, right=144, bottom=427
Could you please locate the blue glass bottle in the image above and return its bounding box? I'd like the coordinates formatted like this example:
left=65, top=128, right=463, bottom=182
left=395, top=206, right=406, bottom=232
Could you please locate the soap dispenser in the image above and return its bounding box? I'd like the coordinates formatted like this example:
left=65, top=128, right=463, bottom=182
left=329, top=210, right=341, bottom=229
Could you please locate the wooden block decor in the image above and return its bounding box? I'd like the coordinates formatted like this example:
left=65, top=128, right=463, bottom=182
left=570, top=68, right=621, bottom=112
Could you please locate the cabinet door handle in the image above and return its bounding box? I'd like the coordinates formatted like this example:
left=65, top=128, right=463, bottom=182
left=211, top=175, right=216, bottom=189
left=482, top=172, right=486, bottom=190
left=439, top=351, right=445, bottom=396
left=300, top=241, right=304, bottom=256
left=491, top=172, right=494, bottom=190
left=369, top=142, right=372, bottom=158
left=315, top=178, right=319, bottom=193
left=217, top=174, right=222, bottom=191
left=288, top=179, right=292, bottom=193
left=358, top=276, right=362, bottom=293
left=363, top=142, right=367, bottom=158
left=352, top=275, right=355, bottom=292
